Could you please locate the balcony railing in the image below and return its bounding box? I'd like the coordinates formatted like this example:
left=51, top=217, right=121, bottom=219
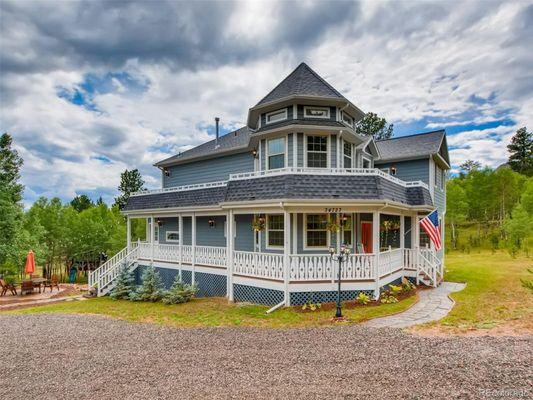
left=131, top=167, right=429, bottom=197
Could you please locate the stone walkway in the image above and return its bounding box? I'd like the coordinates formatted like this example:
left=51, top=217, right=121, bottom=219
left=365, top=281, right=466, bottom=328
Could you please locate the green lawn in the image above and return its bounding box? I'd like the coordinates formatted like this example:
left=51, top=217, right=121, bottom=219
left=6, top=251, right=531, bottom=331
left=427, top=250, right=532, bottom=332
left=7, top=293, right=416, bottom=328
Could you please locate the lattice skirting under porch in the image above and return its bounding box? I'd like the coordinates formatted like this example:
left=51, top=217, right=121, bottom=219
left=233, top=284, right=284, bottom=306
left=290, top=290, right=375, bottom=306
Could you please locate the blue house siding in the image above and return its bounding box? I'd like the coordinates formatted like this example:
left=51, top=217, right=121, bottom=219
left=235, top=214, right=254, bottom=251
left=375, top=158, right=430, bottom=185
left=196, top=216, right=227, bottom=247
left=157, top=217, right=179, bottom=244
left=163, top=152, right=254, bottom=188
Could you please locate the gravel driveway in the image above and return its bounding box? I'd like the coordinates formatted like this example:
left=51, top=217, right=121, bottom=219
left=0, top=314, right=531, bottom=399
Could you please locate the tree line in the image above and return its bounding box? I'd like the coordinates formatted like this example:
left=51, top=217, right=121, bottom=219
left=0, top=133, right=146, bottom=281
left=446, top=127, right=532, bottom=255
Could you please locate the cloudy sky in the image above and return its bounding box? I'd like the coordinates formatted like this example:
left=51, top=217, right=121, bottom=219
left=1, top=0, right=532, bottom=206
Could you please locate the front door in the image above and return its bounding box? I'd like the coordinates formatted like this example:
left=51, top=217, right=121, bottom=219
left=361, top=222, right=372, bottom=254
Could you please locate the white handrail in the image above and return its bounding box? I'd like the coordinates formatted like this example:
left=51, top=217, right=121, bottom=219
left=130, top=180, right=227, bottom=197
left=89, top=245, right=139, bottom=295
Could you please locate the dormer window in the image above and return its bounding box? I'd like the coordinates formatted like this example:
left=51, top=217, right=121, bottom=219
left=265, top=109, right=287, bottom=124
left=304, top=106, right=330, bottom=119
left=342, top=112, right=353, bottom=127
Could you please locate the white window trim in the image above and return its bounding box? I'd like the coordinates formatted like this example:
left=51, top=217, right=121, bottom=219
left=342, top=140, right=353, bottom=169
left=361, top=154, right=372, bottom=169
left=304, top=134, right=330, bottom=169
left=265, top=214, right=284, bottom=250
left=165, top=230, right=180, bottom=243
left=265, top=109, right=287, bottom=125
left=342, top=112, right=354, bottom=127
left=303, top=213, right=330, bottom=250
left=266, top=136, right=288, bottom=170
left=304, top=106, right=330, bottom=119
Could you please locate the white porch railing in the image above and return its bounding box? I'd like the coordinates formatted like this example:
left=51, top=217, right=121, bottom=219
left=196, top=245, right=227, bottom=267
left=377, top=247, right=404, bottom=278
left=289, top=253, right=375, bottom=281
left=233, top=251, right=284, bottom=280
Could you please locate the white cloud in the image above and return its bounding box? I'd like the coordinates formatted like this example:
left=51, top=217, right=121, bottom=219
left=0, top=0, right=531, bottom=205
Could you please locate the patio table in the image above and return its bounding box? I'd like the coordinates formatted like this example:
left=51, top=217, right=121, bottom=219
left=17, top=278, right=48, bottom=294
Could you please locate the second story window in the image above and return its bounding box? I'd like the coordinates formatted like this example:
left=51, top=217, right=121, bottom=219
left=306, top=135, right=328, bottom=168
left=342, top=112, right=353, bottom=127
left=265, top=109, right=287, bottom=124
left=267, top=137, right=285, bottom=169
left=304, top=106, right=330, bottom=119
left=343, top=142, right=352, bottom=168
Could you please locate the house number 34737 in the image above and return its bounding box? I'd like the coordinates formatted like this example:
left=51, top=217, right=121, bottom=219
left=324, top=208, right=342, bottom=213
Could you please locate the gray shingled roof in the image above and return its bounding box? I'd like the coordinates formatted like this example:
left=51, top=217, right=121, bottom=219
left=124, top=186, right=227, bottom=211
left=155, top=126, right=252, bottom=167
left=255, top=63, right=345, bottom=106
left=255, top=119, right=345, bottom=133
left=124, top=175, right=433, bottom=211
left=375, top=130, right=445, bottom=162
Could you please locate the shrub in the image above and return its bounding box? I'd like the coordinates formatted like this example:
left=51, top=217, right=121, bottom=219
left=389, top=284, right=403, bottom=296
left=356, top=292, right=370, bottom=305
left=130, top=266, right=165, bottom=302
left=401, top=278, right=415, bottom=293
left=110, top=264, right=135, bottom=300
left=380, top=294, right=398, bottom=304
left=162, top=276, right=197, bottom=305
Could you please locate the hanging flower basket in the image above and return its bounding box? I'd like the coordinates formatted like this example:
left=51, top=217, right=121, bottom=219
left=325, top=218, right=340, bottom=233
left=251, top=218, right=265, bottom=232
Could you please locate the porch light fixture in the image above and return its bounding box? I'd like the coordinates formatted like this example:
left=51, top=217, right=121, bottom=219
left=208, top=218, right=216, bottom=228
left=251, top=148, right=258, bottom=158
left=341, top=214, right=348, bottom=226
left=163, top=167, right=170, bottom=177
left=156, top=219, right=163, bottom=227
left=391, top=166, right=397, bottom=176
left=329, top=244, right=352, bottom=319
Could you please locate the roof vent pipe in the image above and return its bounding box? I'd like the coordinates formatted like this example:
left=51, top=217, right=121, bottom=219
left=215, top=117, right=220, bottom=147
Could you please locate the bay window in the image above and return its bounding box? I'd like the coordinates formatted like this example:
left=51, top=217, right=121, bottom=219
left=306, top=135, right=328, bottom=168
left=267, top=137, right=285, bottom=169
left=343, top=142, right=352, bottom=168
left=266, top=214, right=284, bottom=248
left=305, top=214, right=328, bottom=248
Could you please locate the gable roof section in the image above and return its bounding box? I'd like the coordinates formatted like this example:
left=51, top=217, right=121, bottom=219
left=155, top=126, right=252, bottom=167
left=255, top=63, right=345, bottom=106
left=375, top=130, right=448, bottom=164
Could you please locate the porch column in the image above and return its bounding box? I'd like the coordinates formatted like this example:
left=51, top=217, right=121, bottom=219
left=192, top=212, right=196, bottom=284
left=227, top=209, right=234, bottom=301
left=178, top=214, right=183, bottom=280
left=414, top=212, right=420, bottom=285
left=284, top=210, right=291, bottom=306
left=372, top=211, right=380, bottom=299
left=150, top=215, right=155, bottom=265
left=400, top=215, right=405, bottom=249
left=126, top=215, right=131, bottom=252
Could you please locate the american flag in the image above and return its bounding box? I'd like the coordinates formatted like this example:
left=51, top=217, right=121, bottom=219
left=420, top=209, right=442, bottom=251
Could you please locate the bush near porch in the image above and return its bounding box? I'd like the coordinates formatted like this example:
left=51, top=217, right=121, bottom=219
left=6, top=251, right=531, bottom=332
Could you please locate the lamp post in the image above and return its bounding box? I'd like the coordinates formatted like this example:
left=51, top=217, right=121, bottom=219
left=329, top=244, right=351, bottom=319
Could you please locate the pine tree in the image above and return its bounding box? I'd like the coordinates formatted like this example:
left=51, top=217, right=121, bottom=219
left=110, top=264, right=135, bottom=300
left=0, top=133, right=24, bottom=203
left=70, top=194, right=94, bottom=212
left=130, top=266, right=165, bottom=302
left=162, top=275, right=197, bottom=304
left=507, top=127, right=533, bottom=176
left=114, top=169, right=145, bottom=210
left=355, top=112, right=394, bottom=140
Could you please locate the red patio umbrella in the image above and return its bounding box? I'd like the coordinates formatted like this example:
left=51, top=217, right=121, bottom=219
left=25, top=250, right=36, bottom=275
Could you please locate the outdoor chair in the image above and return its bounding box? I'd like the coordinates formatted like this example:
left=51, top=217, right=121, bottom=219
left=0, top=279, right=17, bottom=296
left=21, top=280, right=35, bottom=295
left=43, top=274, right=60, bottom=292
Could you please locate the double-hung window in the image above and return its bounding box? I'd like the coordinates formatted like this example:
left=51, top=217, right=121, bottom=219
left=267, top=215, right=284, bottom=248
left=343, top=142, right=352, bottom=168
left=342, top=112, right=353, bottom=127
left=305, top=214, right=328, bottom=248
left=306, top=135, right=328, bottom=168
left=267, top=137, right=285, bottom=169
